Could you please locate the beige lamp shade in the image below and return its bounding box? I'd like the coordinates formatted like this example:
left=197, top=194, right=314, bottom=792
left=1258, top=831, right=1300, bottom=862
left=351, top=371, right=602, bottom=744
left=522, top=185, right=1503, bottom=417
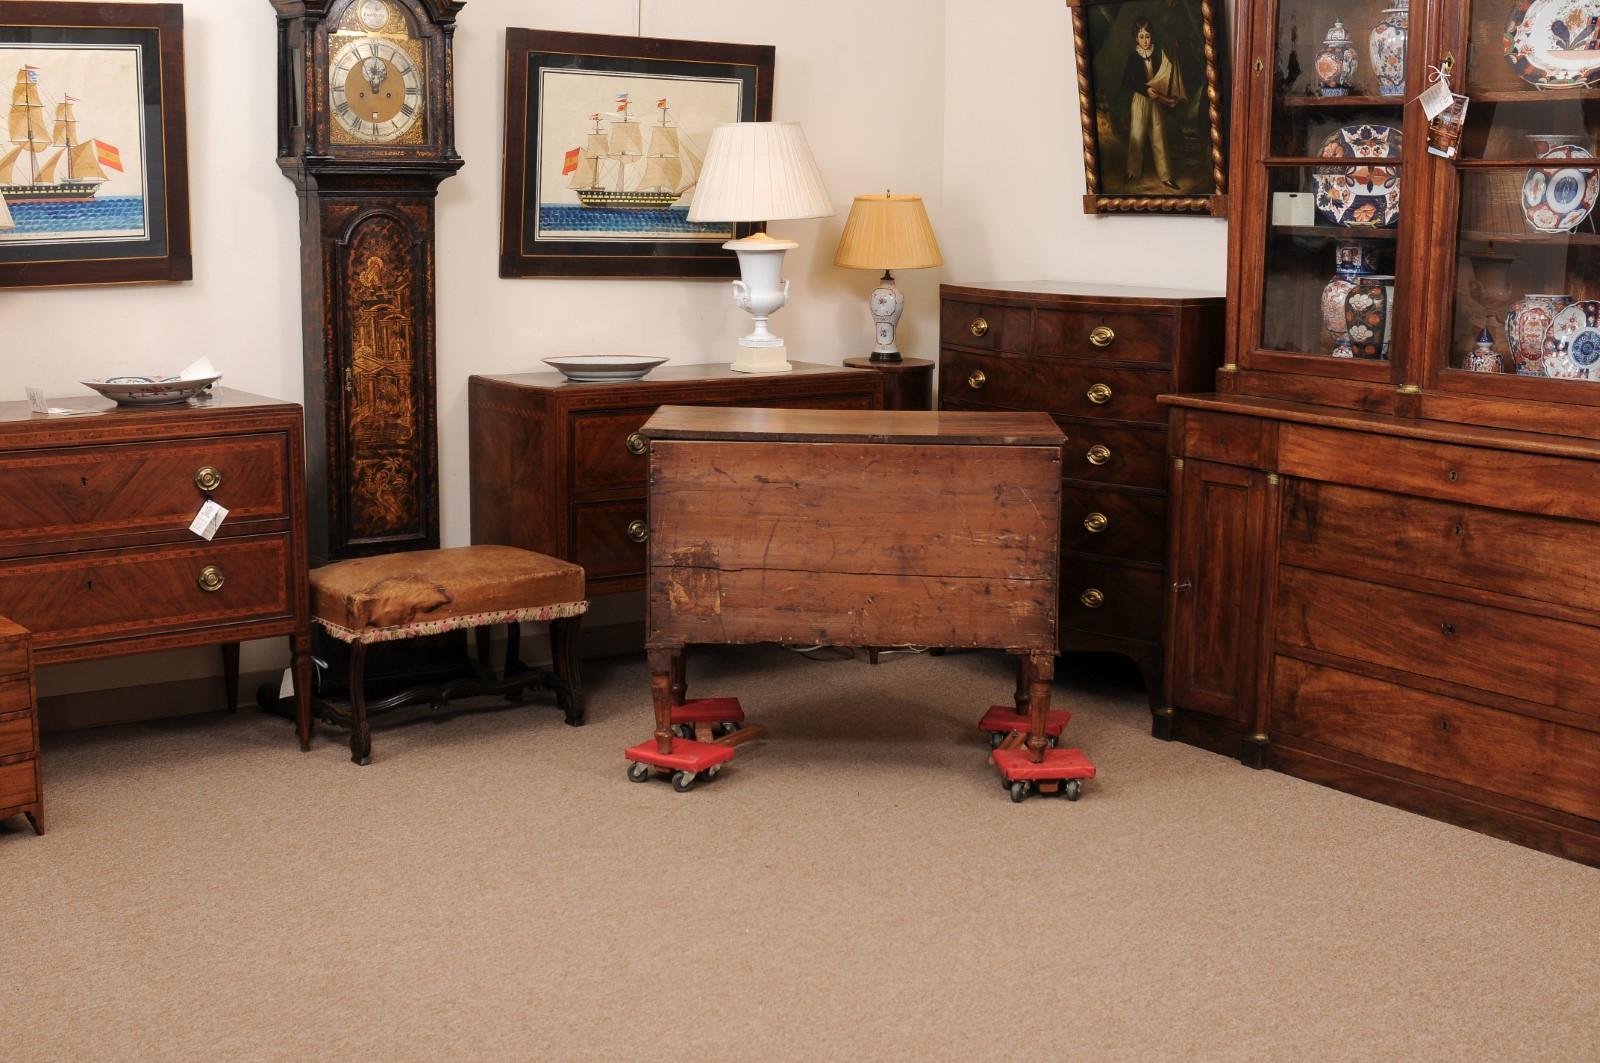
left=833, top=194, right=943, bottom=271
left=686, top=122, right=834, bottom=223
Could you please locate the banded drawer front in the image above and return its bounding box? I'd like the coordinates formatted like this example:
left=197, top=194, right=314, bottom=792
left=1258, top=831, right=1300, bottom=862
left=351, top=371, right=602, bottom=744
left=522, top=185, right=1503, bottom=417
left=0, top=533, right=292, bottom=649
left=1276, top=566, right=1600, bottom=719
left=1034, top=308, right=1173, bottom=364
left=1282, top=480, right=1600, bottom=615
left=1060, top=558, right=1163, bottom=642
left=0, top=756, right=36, bottom=809
left=1060, top=485, right=1166, bottom=564
left=572, top=499, right=649, bottom=583
left=1273, top=657, right=1600, bottom=823
left=0, top=707, right=30, bottom=759
left=0, top=434, right=290, bottom=545
left=0, top=638, right=24, bottom=678
left=940, top=300, right=1031, bottom=352
left=1061, top=422, right=1168, bottom=490
left=941, top=350, right=1168, bottom=425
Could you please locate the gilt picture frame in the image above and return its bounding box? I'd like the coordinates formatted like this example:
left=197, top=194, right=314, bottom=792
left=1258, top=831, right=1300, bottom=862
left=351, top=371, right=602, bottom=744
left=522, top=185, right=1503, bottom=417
left=1067, top=0, right=1228, bottom=216
left=499, top=29, right=774, bottom=279
left=0, top=2, right=190, bottom=287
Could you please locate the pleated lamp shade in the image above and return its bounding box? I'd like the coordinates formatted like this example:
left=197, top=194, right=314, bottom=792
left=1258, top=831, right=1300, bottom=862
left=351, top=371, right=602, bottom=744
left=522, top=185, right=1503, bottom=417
left=686, top=122, right=834, bottom=223
left=833, top=194, right=943, bottom=270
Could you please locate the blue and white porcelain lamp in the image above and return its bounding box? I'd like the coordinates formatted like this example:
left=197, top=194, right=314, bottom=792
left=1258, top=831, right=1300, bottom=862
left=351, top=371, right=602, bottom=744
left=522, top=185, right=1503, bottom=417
left=833, top=193, right=943, bottom=363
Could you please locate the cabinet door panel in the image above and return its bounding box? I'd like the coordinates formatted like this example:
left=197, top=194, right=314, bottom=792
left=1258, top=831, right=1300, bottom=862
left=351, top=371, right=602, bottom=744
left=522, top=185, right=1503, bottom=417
left=1167, top=460, right=1267, bottom=722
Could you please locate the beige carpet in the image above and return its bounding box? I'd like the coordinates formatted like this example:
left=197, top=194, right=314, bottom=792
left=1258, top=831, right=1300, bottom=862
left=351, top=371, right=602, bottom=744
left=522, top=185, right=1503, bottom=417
left=3, top=646, right=1597, bottom=1062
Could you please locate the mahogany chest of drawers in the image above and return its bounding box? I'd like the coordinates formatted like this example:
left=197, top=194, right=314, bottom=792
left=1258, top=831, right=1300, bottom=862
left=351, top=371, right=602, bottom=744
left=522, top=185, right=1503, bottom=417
left=467, top=362, right=883, bottom=594
left=0, top=619, right=41, bottom=834
left=938, top=282, right=1224, bottom=706
left=0, top=390, right=314, bottom=751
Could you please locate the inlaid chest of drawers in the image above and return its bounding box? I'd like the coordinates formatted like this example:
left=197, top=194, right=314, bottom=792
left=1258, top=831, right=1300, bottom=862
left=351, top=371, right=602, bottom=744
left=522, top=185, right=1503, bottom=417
left=938, top=282, right=1224, bottom=707
left=0, top=390, right=314, bottom=751
left=0, top=619, right=41, bottom=834
left=467, top=363, right=883, bottom=594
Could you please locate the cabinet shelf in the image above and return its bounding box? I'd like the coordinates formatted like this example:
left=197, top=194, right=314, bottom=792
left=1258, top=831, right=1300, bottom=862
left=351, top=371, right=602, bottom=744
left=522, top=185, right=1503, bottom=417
left=1460, top=229, right=1600, bottom=247
left=1278, top=94, right=1406, bottom=109
left=1263, top=156, right=1404, bottom=167
left=1271, top=224, right=1399, bottom=241
left=1468, top=87, right=1600, bottom=103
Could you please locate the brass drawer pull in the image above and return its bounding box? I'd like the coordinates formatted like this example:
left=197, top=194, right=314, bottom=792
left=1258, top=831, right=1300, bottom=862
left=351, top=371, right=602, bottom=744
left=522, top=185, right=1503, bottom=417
left=1089, top=325, right=1116, bottom=348
left=194, top=466, right=222, bottom=493
left=1086, top=383, right=1113, bottom=405
left=969, top=317, right=989, bottom=338
left=627, top=519, right=649, bottom=544
left=967, top=369, right=987, bottom=390
left=1172, top=578, right=1193, bottom=592
left=626, top=432, right=647, bottom=456
left=197, top=565, right=225, bottom=593
left=1080, top=588, right=1105, bottom=609
left=1086, top=444, right=1111, bottom=466
left=1083, top=511, right=1108, bottom=533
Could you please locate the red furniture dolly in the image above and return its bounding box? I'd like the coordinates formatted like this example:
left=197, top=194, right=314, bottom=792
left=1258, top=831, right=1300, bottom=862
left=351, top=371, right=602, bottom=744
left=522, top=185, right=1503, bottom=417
left=993, top=746, right=1097, bottom=802
left=978, top=704, right=1071, bottom=748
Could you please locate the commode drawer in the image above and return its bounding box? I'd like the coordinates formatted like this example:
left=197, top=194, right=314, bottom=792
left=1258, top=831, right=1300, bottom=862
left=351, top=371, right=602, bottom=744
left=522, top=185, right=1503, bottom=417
left=1060, top=485, right=1165, bottom=563
left=940, top=300, right=1030, bottom=352
left=1034, top=307, right=1173, bottom=363
left=942, top=351, right=1168, bottom=424
left=0, top=708, right=32, bottom=759
left=1061, top=559, right=1163, bottom=641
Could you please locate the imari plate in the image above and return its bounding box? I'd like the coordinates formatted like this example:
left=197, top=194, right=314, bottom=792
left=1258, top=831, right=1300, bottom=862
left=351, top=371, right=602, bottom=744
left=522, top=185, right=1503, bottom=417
left=1506, top=0, right=1600, bottom=89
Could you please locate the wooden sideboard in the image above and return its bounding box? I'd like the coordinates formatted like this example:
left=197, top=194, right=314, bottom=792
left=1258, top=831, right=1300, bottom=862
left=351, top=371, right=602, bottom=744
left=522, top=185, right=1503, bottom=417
left=0, top=619, right=41, bottom=834
left=0, top=390, right=314, bottom=750
left=467, top=362, right=883, bottom=595
left=937, top=282, right=1224, bottom=707
left=1163, top=396, right=1600, bottom=866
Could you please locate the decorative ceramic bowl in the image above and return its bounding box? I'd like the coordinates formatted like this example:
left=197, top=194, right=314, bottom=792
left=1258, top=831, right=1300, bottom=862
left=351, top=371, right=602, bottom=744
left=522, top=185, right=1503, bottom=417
left=542, top=355, right=669, bottom=382
left=1313, top=125, right=1403, bottom=228
left=1541, top=299, right=1600, bottom=378
left=1522, top=137, right=1599, bottom=233
left=1505, top=0, right=1600, bottom=89
left=80, top=374, right=222, bottom=406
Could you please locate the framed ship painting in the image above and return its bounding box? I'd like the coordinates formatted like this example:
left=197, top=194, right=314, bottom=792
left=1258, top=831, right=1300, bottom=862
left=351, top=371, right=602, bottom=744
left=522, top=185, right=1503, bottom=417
left=1066, top=0, right=1227, bottom=216
left=500, top=29, right=773, bottom=278
left=0, top=3, right=190, bottom=287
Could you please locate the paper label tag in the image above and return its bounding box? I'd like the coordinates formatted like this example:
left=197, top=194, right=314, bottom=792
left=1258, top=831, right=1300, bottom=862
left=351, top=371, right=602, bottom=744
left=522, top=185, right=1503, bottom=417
left=1419, top=78, right=1455, bottom=120
left=278, top=667, right=295, bottom=701
left=189, top=499, right=229, bottom=540
left=25, top=386, right=49, bottom=413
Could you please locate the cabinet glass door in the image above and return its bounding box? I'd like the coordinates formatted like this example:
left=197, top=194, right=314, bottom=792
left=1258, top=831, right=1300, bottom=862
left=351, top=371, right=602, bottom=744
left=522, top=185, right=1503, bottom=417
left=1435, top=0, right=1600, bottom=400
left=1245, top=0, right=1423, bottom=380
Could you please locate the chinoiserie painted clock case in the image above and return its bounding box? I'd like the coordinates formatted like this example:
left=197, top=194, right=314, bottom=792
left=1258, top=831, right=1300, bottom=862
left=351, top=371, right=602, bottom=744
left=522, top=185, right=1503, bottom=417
left=271, top=0, right=463, bottom=565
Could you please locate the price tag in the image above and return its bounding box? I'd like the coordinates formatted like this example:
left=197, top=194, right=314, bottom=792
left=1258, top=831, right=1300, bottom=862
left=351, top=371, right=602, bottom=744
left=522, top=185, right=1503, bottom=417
left=1419, top=78, right=1454, bottom=120
left=188, top=499, right=229, bottom=540
left=278, top=667, right=295, bottom=701
left=25, top=386, right=49, bottom=413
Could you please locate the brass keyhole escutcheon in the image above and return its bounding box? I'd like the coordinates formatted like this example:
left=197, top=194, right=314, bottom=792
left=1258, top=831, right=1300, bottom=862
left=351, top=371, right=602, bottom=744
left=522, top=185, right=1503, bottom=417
left=1253, top=58, right=1265, bottom=75
left=197, top=565, right=225, bottom=593
left=1086, top=444, right=1111, bottom=466
left=1453, top=523, right=1465, bottom=536
left=1088, top=326, right=1116, bottom=348
left=1086, top=382, right=1113, bottom=404
left=626, top=432, right=647, bottom=456
left=1441, top=719, right=1451, bottom=732
left=967, top=369, right=987, bottom=390
left=1083, top=511, right=1108, bottom=533
left=627, top=519, right=649, bottom=544
left=1080, top=588, right=1105, bottom=609
left=1440, top=621, right=1455, bottom=636
left=969, top=317, right=989, bottom=338
left=1172, top=578, right=1193, bottom=592
left=1448, top=469, right=1460, bottom=482
left=194, top=466, right=223, bottom=493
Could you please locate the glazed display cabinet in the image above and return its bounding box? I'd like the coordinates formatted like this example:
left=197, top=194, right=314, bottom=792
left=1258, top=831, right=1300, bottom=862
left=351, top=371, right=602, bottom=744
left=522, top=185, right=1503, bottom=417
left=1165, top=0, right=1600, bottom=866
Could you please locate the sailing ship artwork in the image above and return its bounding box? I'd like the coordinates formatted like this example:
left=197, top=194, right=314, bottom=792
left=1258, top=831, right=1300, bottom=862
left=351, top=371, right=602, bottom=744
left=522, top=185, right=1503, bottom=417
left=535, top=71, right=741, bottom=242
left=0, top=47, right=146, bottom=243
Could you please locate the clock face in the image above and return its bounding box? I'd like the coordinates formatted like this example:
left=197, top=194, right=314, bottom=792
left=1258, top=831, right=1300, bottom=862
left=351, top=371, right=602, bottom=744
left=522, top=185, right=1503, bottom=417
left=330, top=36, right=423, bottom=144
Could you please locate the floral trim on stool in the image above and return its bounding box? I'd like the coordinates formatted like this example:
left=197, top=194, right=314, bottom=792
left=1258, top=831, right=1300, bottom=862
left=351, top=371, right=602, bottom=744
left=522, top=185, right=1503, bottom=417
left=315, top=601, right=589, bottom=644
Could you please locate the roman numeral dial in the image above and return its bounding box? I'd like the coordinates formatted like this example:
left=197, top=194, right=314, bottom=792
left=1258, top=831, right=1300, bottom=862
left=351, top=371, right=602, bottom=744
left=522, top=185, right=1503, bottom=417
left=329, top=34, right=424, bottom=144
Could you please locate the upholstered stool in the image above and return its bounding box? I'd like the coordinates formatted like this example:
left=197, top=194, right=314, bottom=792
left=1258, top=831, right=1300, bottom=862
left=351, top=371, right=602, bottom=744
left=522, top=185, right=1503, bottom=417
left=309, top=545, right=588, bottom=765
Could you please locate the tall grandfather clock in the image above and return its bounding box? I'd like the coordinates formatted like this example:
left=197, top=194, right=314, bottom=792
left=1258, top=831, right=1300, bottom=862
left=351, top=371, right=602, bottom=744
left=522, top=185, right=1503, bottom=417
left=272, top=0, right=463, bottom=565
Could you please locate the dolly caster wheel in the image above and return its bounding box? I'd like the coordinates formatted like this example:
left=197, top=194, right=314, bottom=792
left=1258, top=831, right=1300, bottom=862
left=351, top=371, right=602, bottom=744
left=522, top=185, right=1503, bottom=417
left=627, top=761, right=650, bottom=784
left=1048, top=735, right=1060, bottom=748
left=672, top=770, right=696, bottom=793
left=1009, top=780, right=1030, bottom=803
left=674, top=724, right=695, bottom=740
left=989, top=732, right=1004, bottom=749
left=1063, top=779, right=1083, bottom=801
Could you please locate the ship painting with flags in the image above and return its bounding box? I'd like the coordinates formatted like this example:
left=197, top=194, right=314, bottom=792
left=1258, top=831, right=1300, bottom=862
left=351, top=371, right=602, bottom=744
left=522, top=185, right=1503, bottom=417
left=3, top=65, right=124, bottom=205
left=563, top=93, right=703, bottom=210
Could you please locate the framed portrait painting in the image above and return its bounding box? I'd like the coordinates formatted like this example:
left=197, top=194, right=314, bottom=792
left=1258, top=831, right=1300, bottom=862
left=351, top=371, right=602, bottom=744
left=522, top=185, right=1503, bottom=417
left=1067, top=0, right=1228, bottom=216
left=500, top=29, right=774, bottom=279
left=0, top=2, right=191, bottom=287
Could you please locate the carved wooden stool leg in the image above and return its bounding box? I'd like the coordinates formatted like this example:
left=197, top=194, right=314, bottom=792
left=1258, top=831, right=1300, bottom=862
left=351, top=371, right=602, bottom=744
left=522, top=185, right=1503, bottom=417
left=291, top=631, right=314, bottom=751
left=474, top=625, right=495, bottom=680
left=550, top=616, right=584, bottom=726
left=1026, top=652, right=1054, bottom=764
left=505, top=621, right=525, bottom=673
left=220, top=642, right=241, bottom=712
left=648, top=646, right=677, bottom=754
left=1013, top=654, right=1030, bottom=713
left=349, top=640, right=372, bottom=766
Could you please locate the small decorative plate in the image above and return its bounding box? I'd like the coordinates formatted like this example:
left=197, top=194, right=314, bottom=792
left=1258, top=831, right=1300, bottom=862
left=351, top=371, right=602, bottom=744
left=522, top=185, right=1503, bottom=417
left=1522, top=142, right=1599, bottom=232
left=1505, top=0, right=1600, bottom=89
left=80, top=374, right=222, bottom=406
left=1541, top=299, right=1600, bottom=378
left=543, top=355, right=669, bottom=382
left=1313, top=124, right=1403, bottom=228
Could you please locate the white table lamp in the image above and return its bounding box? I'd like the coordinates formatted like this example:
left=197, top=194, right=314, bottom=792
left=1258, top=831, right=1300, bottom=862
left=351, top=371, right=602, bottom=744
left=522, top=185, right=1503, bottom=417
left=834, top=193, right=943, bottom=362
left=686, top=122, right=834, bottom=373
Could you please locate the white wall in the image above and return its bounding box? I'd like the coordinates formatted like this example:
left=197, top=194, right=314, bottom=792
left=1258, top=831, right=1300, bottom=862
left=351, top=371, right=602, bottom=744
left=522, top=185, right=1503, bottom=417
left=940, top=0, right=1229, bottom=290
left=8, top=0, right=947, bottom=697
